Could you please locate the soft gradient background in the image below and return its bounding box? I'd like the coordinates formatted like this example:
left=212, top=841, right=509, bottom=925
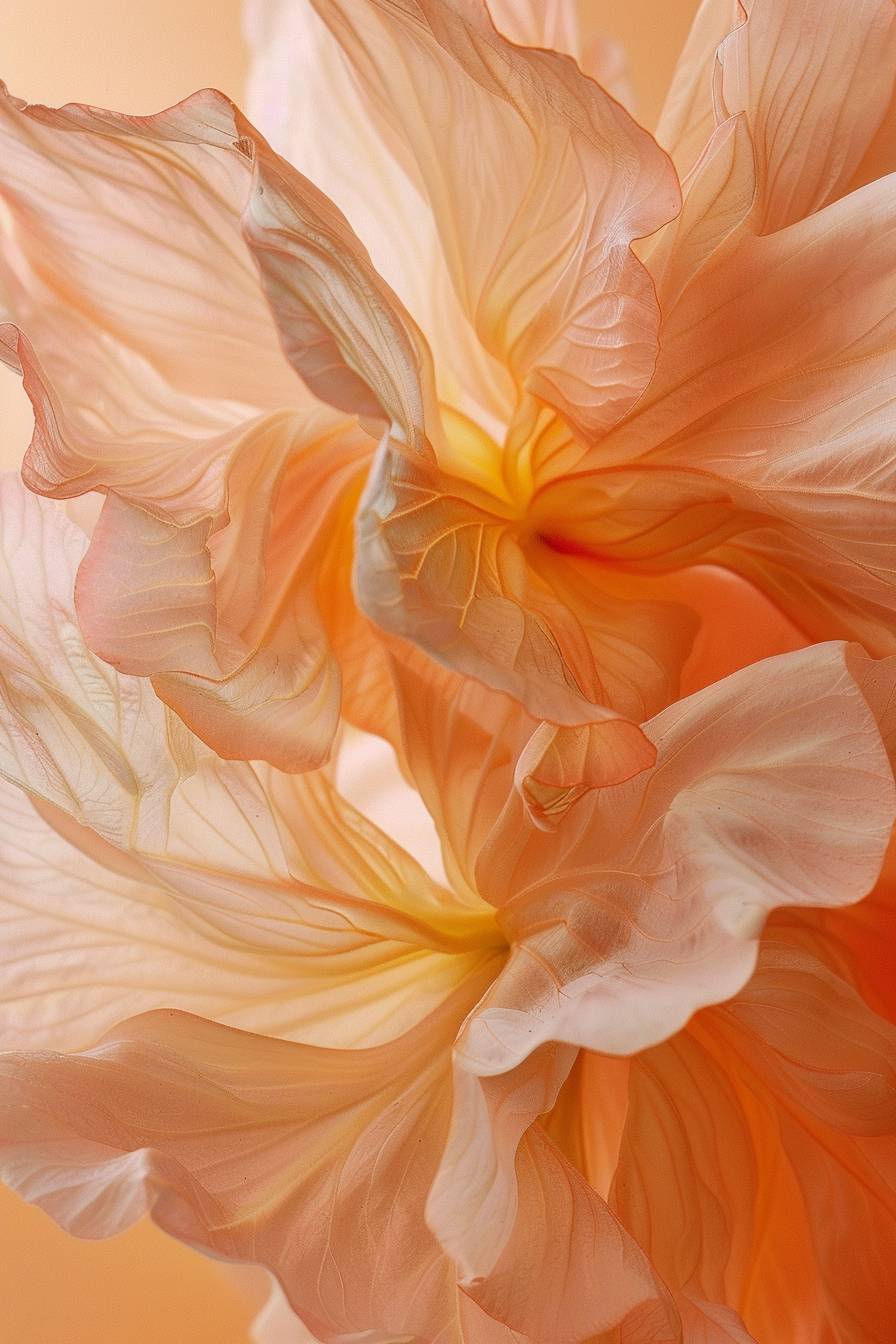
left=0, top=0, right=698, bottom=1338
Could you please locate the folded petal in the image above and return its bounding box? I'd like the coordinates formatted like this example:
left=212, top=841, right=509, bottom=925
left=0, top=473, right=501, bottom=1049
left=513, top=720, right=656, bottom=830
left=0, top=474, right=196, bottom=850
left=243, top=0, right=511, bottom=429
left=714, top=0, right=896, bottom=233
left=581, top=175, right=896, bottom=659
left=657, top=0, right=896, bottom=231
left=461, top=1122, right=678, bottom=1343
left=2, top=84, right=442, bottom=767
left=714, top=941, right=896, bottom=1340
left=75, top=412, right=370, bottom=770
left=0, top=993, right=486, bottom=1343
left=306, top=0, right=680, bottom=445
left=357, top=440, right=696, bottom=726
left=426, top=1039, right=677, bottom=1343
left=655, top=0, right=742, bottom=177
left=466, top=642, right=895, bottom=1068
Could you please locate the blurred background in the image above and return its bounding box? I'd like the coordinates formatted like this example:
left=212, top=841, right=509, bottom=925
left=0, top=0, right=699, bottom=1339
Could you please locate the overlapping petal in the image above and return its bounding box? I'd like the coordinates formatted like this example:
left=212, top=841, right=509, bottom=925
left=0, top=83, right=438, bottom=768
left=0, top=475, right=499, bottom=1054
left=305, top=0, right=680, bottom=448
left=658, top=0, right=896, bottom=231
left=457, top=642, right=895, bottom=1068
left=0, top=1001, right=475, bottom=1344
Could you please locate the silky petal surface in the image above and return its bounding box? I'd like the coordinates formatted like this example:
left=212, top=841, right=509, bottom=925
left=466, top=642, right=895, bottom=1067
left=305, top=0, right=680, bottom=445
left=0, top=994, right=490, bottom=1344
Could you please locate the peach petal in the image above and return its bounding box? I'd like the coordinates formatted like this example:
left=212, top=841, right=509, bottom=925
left=714, top=0, right=896, bottom=233
left=658, top=0, right=896, bottom=231
left=357, top=442, right=697, bottom=727
left=466, top=642, right=895, bottom=1067
left=0, top=997, right=487, bottom=1343
left=513, top=720, right=656, bottom=830
left=305, top=0, right=680, bottom=445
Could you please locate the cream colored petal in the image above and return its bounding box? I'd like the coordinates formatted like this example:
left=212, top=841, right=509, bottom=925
left=0, top=474, right=196, bottom=851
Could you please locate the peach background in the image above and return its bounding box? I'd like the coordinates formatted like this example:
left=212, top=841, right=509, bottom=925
left=0, top=0, right=698, bottom=1339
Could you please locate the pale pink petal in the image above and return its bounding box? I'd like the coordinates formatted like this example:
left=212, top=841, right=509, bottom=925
left=423, top=1027, right=676, bottom=1342
left=2, top=84, right=442, bottom=768
left=0, top=993, right=488, bottom=1343
left=74, top=412, right=370, bottom=770
left=466, top=642, right=895, bottom=1067
left=306, top=0, right=680, bottom=445
left=243, top=0, right=512, bottom=430
left=459, top=1123, right=677, bottom=1342
left=713, top=0, right=896, bottom=232
left=0, top=474, right=197, bottom=850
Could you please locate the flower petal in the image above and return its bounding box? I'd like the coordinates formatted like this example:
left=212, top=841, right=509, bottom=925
left=243, top=0, right=510, bottom=430
left=305, top=0, right=680, bottom=443
left=2, top=83, right=441, bottom=767
left=0, top=473, right=500, bottom=1049
left=0, top=993, right=486, bottom=1342
left=74, top=412, right=369, bottom=770
left=357, top=440, right=697, bottom=726
left=584, top=175, right=896, bottom=659
left=466, top=642, right=896, bottom=1067
left=715, top=941, right=896, bottom=1340
left=658, top=0, right=896, bottom=231
left=426, top=1037, right=677, bottom=1343
left=0, top=473, right=196, bottom=850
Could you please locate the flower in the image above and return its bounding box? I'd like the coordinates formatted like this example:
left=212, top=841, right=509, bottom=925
left=1, top=1, right=896, bottom=1340
left=4, top=0, right=896, bottom=797
left=0, top=475, right=894, bottom=1341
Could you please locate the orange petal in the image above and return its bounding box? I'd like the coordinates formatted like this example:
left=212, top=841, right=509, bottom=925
left=514, top=719, right=656, bottom=829
left=715, top=942, right=896, bottom=1339
left=598, top=175, right=896, bottom=657
left=467, top=642, right=896, bottom=1066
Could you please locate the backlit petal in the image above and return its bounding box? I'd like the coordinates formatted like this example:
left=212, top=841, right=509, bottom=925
left=305, top=0, right=680, bottom=444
